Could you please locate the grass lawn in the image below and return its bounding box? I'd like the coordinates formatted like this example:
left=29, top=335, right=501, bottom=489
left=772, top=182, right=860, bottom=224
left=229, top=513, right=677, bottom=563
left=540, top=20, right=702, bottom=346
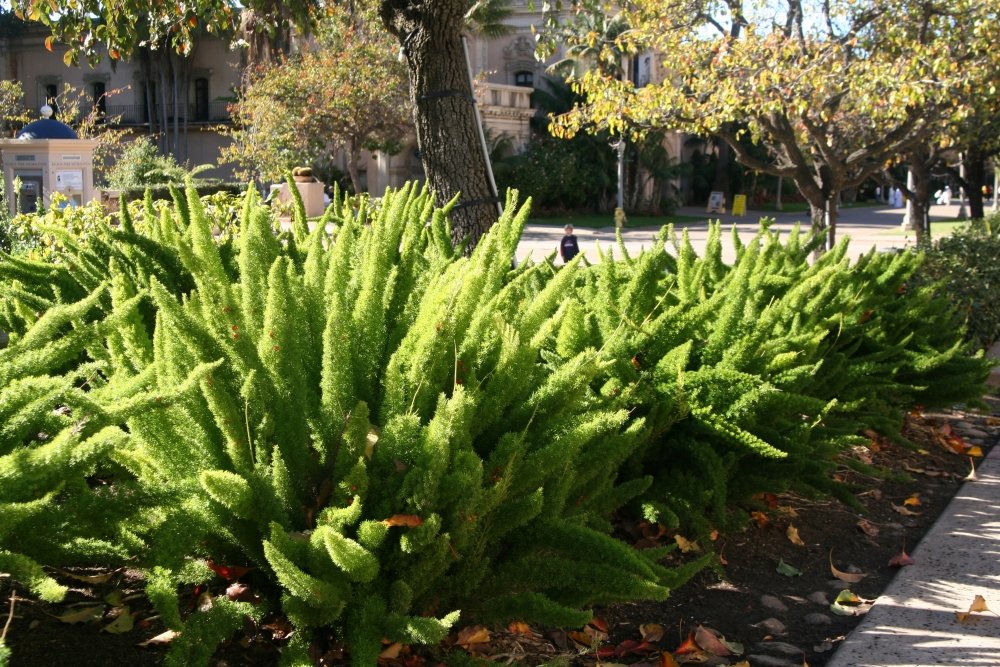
left=754, top=200, right=883, bottom=213
left=880, top=219, right=973, bottom=241
left=528, top=212, right=707, bottom=229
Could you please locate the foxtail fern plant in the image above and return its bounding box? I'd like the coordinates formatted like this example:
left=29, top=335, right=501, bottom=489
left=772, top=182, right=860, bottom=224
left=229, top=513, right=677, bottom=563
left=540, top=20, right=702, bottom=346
left=0, top=182, right=703, bottom=665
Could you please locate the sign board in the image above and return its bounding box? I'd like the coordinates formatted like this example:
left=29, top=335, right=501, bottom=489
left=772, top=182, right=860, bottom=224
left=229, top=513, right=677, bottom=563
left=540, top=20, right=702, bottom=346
left=732, top=194, right=747, bottom=216
left=706, top=191, right=726, bottom=213
left=55, top=169, right=84, bottom=192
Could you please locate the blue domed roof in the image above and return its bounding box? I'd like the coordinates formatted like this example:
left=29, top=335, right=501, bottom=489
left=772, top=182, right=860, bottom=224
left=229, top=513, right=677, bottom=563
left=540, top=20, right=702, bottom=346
left=17, top=118, right=79, bottom=140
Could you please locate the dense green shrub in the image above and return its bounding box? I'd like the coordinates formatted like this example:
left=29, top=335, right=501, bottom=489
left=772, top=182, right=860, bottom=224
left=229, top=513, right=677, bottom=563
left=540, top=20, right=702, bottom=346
left=495, top=134, right=616, bottom=212
left=557, top=223, right=988, bottom=534
left=918, top=212, right=1000, bottom=349
left=0, top=183, right=701, bottom=665
left=0, top=188, right=988, bottom=665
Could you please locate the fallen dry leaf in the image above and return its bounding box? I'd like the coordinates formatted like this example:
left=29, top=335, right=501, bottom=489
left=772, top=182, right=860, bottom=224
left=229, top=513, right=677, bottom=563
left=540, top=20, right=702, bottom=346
left=378, top=642, right=403, bottom=659
left=955, top=594, right=992, bottom=623
left=903, top=494, right=921, bottom=507
left=888, top=548, right=914, bottom=568
left=830, top=551, right=866, bottom=583
left=455, top=625, right=490, bottom=647
left=856, top=519, right=880, bottom=538
left=53, top=568, right=119, bottom=585
left=674, top=534, right=700, bottom=553
left=639, top=623, right=665, bottom=642
left=507, top=621, right=532, bottom=636
left=892, top=503, right=922, bottom=517
left=382, top=514, right=423, bottom=527
left=673, top=632, right=702, bottom=655
left=751, top=511, right=770, bottom=529
left=694, top=625, right=742, bottom=656
left=137, top=629, right=179, bottom=647
left=786, top=525, right=805, bottom=546
left=660, top=652, right=682, bottom=667
left=51, top=605, right=105, bottom=624
left=968, top=445, right=983, bottom=458
left=102, top=606, right=134, bottom=634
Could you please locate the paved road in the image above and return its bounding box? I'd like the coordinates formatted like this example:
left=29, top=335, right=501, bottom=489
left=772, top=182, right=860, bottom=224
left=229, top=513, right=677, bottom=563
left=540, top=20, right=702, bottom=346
left=518, top=201, right=992, bottom=265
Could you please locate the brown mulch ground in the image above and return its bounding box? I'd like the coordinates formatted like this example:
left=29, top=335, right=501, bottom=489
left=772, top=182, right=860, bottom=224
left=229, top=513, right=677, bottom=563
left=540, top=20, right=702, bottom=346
left=2, top=396, right=997, bottom=667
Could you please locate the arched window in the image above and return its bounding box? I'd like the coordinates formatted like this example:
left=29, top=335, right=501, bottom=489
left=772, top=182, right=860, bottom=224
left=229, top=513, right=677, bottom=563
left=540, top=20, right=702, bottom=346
left=513, top=70, right=534, bottom=88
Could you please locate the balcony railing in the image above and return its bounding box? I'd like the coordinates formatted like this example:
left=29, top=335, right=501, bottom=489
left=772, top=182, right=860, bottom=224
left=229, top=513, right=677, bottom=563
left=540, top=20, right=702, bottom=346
left=475, top=83, right=533, bottom=110
left=103, top=100, right=232, bottom=126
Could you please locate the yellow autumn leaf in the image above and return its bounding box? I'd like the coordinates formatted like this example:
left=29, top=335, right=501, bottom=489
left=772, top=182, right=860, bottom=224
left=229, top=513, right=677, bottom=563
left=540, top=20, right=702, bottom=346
left=956, top=594, right=992, bottom=622
left=968, top=446, right=983, bottom=457
left=786, top=524, right=805, bottom=546
left=674, top=534, right=700, bottom=553
left=903, top=494, right=921, bottom=507
left=102, top=606, right=134, bottom=634
left=456, top=625, right=491, bottom=647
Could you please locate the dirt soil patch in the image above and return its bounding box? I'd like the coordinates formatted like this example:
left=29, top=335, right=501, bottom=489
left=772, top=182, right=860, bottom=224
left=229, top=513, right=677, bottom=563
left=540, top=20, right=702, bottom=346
left=2, top=396, right=997, bottom=667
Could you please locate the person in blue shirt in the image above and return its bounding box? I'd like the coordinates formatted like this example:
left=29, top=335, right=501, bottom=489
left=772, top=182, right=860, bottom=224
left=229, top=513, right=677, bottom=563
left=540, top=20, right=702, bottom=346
left=560, top=224, right=580, bottom=263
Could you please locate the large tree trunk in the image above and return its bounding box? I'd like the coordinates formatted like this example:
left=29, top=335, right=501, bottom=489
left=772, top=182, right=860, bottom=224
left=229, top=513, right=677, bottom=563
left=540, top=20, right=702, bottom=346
left=381, top=0, right=498, bottom=250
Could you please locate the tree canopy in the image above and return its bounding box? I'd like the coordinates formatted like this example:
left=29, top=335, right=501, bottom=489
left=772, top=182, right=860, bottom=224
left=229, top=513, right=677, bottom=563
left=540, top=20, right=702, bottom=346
left=221, top=13, right=411, bottom=191
left=545, top=0, right=1000, bottom=247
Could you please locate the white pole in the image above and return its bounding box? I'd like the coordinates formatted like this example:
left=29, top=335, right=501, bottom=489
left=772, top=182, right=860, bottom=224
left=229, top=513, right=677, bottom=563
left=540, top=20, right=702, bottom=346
left=461, top=35, right=503, bottom=216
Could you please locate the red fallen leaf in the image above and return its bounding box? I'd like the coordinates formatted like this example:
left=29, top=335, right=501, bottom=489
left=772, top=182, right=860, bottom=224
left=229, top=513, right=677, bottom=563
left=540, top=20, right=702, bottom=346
left=589, top=617, right=609, bottom=634
left=618, top=639, right=656, bottom=656
left=754, top=492, right=779, bottom=509
left=889, top=548, right=915, bottom=568
left=673, top=632, right=701, bottom=655
left=383, top=514, right=423, bottom=527
left=751, top=511, right=770, bottom=528
left=694, top=625, right=736, bottom=656
left=206, top=560, right=251, bottom=581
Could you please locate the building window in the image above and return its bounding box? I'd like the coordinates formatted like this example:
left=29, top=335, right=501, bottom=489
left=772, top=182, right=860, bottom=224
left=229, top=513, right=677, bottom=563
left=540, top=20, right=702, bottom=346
left=513, top=70, right=534, bottom=88
left=194, top=77, right=209, bottom=121
left=44, top=83, right=59, bottom=116
left=92, top=81, right=107, bottom=116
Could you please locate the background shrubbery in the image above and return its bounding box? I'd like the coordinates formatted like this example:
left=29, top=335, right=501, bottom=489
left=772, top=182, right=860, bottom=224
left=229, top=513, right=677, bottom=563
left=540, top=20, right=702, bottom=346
left=0, top=185, right=989, bottom=665
left=918, top=211, right=1000, bottom=349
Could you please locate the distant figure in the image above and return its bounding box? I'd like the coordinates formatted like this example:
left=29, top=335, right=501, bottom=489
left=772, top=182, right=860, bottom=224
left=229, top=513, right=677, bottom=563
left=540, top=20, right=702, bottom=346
left=560, top=224, right=580, bottom=263
left=892, top=187, right=904, bottom=208
left=935, top=185, right=952, bottom=206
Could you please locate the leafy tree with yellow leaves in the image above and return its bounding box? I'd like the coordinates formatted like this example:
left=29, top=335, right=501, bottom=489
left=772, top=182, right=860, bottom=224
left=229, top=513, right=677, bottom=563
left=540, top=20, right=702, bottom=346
left=542, top=0, right=1000, bottom=249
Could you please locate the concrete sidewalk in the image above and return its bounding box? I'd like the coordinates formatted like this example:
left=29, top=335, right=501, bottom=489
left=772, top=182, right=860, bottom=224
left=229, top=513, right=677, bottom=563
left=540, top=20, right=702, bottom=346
left=825, top=442, right=1000, bottom=667
left=825, top=344, right=1000, bottom=667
